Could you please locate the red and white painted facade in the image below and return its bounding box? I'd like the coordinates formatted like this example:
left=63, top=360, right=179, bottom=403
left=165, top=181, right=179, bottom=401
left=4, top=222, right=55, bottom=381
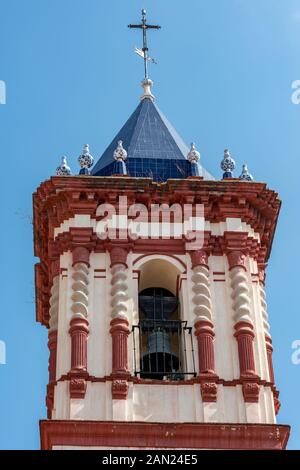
left=33, top=176, right=290, bottom=449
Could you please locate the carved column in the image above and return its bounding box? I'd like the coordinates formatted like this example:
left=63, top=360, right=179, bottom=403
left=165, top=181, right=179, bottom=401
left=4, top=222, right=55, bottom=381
left=69, top=246, right=90, bottom=399
left=190, top=250, right=218, bottom=402
left=109, top=246, right=130, bottom=399
left=259, top=266, right=280, bottom=414
left=227, top=246, right=260, bottom=403
left=46, top=260, right=59, bottom=418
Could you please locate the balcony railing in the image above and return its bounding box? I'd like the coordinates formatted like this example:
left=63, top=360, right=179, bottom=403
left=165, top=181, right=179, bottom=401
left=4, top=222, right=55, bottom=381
left=132, top=319, right=196, bottom=380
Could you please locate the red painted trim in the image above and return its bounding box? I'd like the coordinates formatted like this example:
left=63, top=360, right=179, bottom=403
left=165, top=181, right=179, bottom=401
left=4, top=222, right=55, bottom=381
left=110, top=318, right=130, bottom=399
left=40, top=420, right=290, bottom=450
left=234, top=322, right=259, bottom=403
left=53, top=373, right=277, bottom=393
left=194, top=320, right=215, bottom=375
left=69, top=317, right=89, bottom=399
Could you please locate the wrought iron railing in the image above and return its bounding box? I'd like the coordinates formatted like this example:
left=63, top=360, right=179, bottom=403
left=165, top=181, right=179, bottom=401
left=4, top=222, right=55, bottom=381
left=132, top=319, right=196, bottom=380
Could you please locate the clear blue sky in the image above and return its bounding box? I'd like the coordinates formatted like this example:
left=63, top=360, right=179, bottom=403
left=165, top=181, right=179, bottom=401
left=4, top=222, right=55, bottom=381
left=0, top=0, right=299, bottom=450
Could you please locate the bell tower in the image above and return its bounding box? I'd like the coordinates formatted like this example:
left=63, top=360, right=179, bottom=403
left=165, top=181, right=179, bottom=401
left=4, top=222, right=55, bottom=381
left=34, top=10, right=290, bottom=450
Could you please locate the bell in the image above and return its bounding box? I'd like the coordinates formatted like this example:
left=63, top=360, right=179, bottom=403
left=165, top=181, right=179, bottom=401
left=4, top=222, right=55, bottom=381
left=141, top=328, right=179, bottom=380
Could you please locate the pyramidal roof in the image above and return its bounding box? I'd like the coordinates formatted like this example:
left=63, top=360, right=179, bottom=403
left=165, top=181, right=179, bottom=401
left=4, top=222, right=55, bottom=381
left=92, top=91, right=214, bottom=182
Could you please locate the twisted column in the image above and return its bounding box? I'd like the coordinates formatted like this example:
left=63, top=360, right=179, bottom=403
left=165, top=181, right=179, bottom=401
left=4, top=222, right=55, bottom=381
left=228, top=250, right=259, bottom=403
left=46, top=260, right=59, bottom=418
left=190, top=250, right=217, bottom=402
left=259, top=267, right=280, bottom=414
left=109, top=246, right=130, bottom=399
left=69, top=247, right=90, bottom=399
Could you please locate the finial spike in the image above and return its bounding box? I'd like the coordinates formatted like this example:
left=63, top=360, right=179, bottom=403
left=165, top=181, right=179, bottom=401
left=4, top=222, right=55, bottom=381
left=128, top=9, right=161, bottom=84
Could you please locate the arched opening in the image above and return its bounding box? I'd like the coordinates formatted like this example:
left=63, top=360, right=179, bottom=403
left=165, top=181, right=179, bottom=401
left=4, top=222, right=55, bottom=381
left=132, top=257, right=196, bottom=381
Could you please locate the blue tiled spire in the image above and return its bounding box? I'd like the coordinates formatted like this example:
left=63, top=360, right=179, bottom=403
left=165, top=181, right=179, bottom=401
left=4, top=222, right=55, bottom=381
left=92, top=96, right=214, bottom=182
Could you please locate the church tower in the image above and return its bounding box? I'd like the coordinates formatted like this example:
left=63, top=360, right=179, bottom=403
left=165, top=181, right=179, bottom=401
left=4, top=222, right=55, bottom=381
left=34, top=11, right=290, bottom=450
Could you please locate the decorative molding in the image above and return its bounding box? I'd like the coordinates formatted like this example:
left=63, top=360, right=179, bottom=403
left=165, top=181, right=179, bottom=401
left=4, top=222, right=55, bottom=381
left=69, top=378, right=87, bottom=399
left=40, top=420, right=290, bottom=450
left=33, top=178, right=280, bottom=267
left=111, top=379, right=129, bottom=400
left=200, top=379, right=218, bottom=402
left=242, top=381, right=260, bottom=403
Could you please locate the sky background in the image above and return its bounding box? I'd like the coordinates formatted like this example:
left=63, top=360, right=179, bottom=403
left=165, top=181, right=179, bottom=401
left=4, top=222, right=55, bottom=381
left=0, top=0, right=299, bottom=450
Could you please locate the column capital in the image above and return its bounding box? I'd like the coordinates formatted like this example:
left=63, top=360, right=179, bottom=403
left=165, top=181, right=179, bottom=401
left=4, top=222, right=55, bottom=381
left=190, top=250, right=209, bottom=269
left=109, top=245, right=129, bottom=268
left=227, top=250, right=247, bottom=271
left=72, top=245, right=90, bottom=267
left=222, top=232, right=250, bottom=270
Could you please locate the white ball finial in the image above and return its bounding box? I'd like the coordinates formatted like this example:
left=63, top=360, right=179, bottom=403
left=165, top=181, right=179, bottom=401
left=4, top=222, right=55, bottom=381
left=221, top=149, right=235, bottom=179
left=56, top=156, right=71, bottom=176
left=187, top=142, right=200, bottom=163
left=113, top=140, right=128, bottom=161
left=141, top=78, right=155, bottom=101
left=78, top=144, right=94, bottom=169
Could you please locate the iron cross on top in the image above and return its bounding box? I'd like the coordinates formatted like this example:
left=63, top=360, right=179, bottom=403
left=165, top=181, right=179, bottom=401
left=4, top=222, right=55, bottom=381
left=128, top=9, right=161, bottom=79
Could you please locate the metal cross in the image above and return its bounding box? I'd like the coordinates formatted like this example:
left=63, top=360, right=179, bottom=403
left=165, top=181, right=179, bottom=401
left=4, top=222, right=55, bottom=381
left=128, top=9, right=161, bottom=79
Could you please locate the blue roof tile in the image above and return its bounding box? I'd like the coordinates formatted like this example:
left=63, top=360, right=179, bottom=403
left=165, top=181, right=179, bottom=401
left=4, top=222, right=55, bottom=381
left=92, top=98, right=214, bottom=181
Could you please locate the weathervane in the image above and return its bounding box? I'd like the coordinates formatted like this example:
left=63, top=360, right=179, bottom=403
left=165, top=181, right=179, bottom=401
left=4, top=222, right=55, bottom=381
left=128, top=9, right=161, bottom=80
